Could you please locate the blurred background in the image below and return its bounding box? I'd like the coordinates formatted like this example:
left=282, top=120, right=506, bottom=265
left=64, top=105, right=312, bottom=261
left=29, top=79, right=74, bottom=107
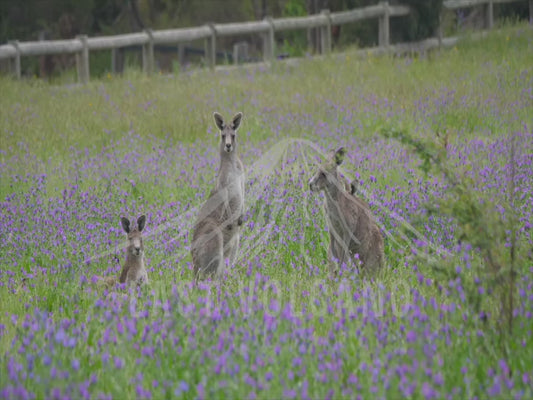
left=0, top=0, right=529, bottom=78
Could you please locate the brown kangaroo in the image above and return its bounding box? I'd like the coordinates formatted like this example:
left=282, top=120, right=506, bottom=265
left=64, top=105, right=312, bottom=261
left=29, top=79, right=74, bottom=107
left=191, top=112, right=245, bottom=283
left=308, top=147, right=384, bottom=277
left=119, top=215, right=148, bottom=286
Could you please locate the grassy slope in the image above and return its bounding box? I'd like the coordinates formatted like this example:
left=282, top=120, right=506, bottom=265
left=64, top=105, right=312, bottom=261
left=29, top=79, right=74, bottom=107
left=0, top=24, right=532, bottom=399
left=1, top=27, right=530, bottom=161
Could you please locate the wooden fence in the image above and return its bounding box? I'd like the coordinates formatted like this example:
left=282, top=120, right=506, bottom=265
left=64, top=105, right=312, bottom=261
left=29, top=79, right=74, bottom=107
left=0, top=0, right=530, bottom=83
left=444, top=0, right=532, bottom=29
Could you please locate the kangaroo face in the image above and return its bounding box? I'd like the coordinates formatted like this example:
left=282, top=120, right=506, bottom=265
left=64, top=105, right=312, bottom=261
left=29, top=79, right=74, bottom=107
left=214, top=112, right=243, bottom=153
left=127, top=231, right=144, bottom=256
left=309, top=147, right=346, bottom=192
left=121, top=215, right=146, bottom=257
left=309, top=165, right=334, bottom=192
left=222, top=128, right=235, bottom=153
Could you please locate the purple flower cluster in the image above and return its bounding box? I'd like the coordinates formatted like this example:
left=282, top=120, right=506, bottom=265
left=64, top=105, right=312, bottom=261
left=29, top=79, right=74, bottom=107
left=1, top=40, right=532, bottom=398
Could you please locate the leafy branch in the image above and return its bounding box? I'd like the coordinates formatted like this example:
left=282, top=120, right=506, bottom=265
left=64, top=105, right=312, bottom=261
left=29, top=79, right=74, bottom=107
left=381, top=127, right=521, bottom=360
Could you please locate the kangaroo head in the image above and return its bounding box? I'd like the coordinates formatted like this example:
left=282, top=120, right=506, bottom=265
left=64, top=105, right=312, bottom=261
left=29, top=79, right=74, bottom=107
left=309, top=147, right=346, bottom=193
left=121, top=215, right=146, bottom=257
left=213, top=111, right=243, bottom=153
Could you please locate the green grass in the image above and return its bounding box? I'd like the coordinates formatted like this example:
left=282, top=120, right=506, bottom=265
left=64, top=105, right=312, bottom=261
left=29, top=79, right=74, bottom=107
left=1, top=26, right=531, bottom=166
left=0, top=23, right=532, bottom=399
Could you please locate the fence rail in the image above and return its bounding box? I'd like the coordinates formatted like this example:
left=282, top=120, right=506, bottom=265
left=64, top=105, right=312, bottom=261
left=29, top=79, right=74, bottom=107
left=444, top=0, right=523, bottom=8
left=0, top=0, right=530, bottom=83
left=444, top=0, right=531, bottom=30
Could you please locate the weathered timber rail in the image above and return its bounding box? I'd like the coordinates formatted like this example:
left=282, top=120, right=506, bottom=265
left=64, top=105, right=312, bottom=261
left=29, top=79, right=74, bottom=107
left=0, top=0, right=530, bottom=83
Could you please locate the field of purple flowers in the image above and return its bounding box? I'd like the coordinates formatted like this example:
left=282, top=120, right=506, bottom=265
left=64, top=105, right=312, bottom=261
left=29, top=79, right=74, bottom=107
left=0, top=25, right=532, bottom=399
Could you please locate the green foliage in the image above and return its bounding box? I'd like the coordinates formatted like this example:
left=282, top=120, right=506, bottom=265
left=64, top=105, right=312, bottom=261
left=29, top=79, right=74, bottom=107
left=333, top=0, right=444, bottom=48
left=495, top=2, right=531, bottom=22
left=2, top=0, right=532, bottom=46
left=0, top=25, right=532, bottom=397
left=380, top=125, right=523, bottom=359
left=278, top=0, right=308, bottom=57
left=0, top=0, right=98, bottom=42
left=283, top=0, right=307, bottom=17
left=391, top=0, right=443, bottom=42
left=331, top=0, right=377, bottom=48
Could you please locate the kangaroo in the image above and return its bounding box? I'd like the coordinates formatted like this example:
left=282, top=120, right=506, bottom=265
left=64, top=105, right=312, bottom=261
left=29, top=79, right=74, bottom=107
left=119, top=215, right=149, bottom=286
left=308, top=147, right=384, bottom=277
left=338, top=173, right=354, bottom=195
left=191, top=112, right=245, bottom=283
left=348, top=178, right=371, bottom=210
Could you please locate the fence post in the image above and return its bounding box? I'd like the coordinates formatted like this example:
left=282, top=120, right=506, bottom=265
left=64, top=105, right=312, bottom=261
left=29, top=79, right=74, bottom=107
left=8, top=41, right=21, bottom=79
left=177, top=43, right=186, bottom=66
left=320, top=9, right=332, bottom=55
left=485, top=1, right=494, bottom=29
left=111, top=47, right=124, bottom=74
left=142, top=29, right=154, bottom=75
left=378, top=1, right=390, bottom=49
left=205, top=24, right=216, bottom=70
left=76, top=35, right=89, bottom=84
left=437, top=10, right=443, bottom=48
left=233, top=43, right=239, bottom=65
left=233, top=42, right=249, bottom=65
left=263, top=17, right=275, bottom=63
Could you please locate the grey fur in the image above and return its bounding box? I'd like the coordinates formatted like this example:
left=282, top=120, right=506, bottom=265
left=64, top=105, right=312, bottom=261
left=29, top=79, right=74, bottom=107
left=119, top=215, right=148, bottom=286
left=191, top=112, right=245, bottom=283
left=309, top=148, right=384, bottom=277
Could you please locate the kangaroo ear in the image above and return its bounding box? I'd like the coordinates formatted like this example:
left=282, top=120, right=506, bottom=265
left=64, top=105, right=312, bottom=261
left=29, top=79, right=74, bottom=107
left=231, top=112, right=243, bottom=130
left=334, top=147, right=346, bottom=165
left=350, top=179, right=358, bottom=195
left=121, top=217, right=130, bottom=233
left=213, top=112, right=224, bottom=131
left=137, top=215, right=146, bottom=232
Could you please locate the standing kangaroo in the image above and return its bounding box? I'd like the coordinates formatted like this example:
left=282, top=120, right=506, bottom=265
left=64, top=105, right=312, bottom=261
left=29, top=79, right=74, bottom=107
left=191, top=112, right=245, bottom=283
left=119, top=215, right=149, bottom=286
left=308, top=147, right=384, bottom=276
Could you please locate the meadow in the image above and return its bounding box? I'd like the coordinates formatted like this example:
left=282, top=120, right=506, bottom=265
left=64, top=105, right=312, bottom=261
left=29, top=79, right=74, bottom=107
left=0, top=24, right=532, bottom=399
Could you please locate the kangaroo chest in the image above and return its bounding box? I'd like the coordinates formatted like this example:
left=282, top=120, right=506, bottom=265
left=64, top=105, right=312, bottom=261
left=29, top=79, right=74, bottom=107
left=324, top=194, right=363, bottom=245
left=324, top=193, right=347, bottom=229
left=216, top=162, right=245, bottom=210
left=125, top=257, right=148, bottom=285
